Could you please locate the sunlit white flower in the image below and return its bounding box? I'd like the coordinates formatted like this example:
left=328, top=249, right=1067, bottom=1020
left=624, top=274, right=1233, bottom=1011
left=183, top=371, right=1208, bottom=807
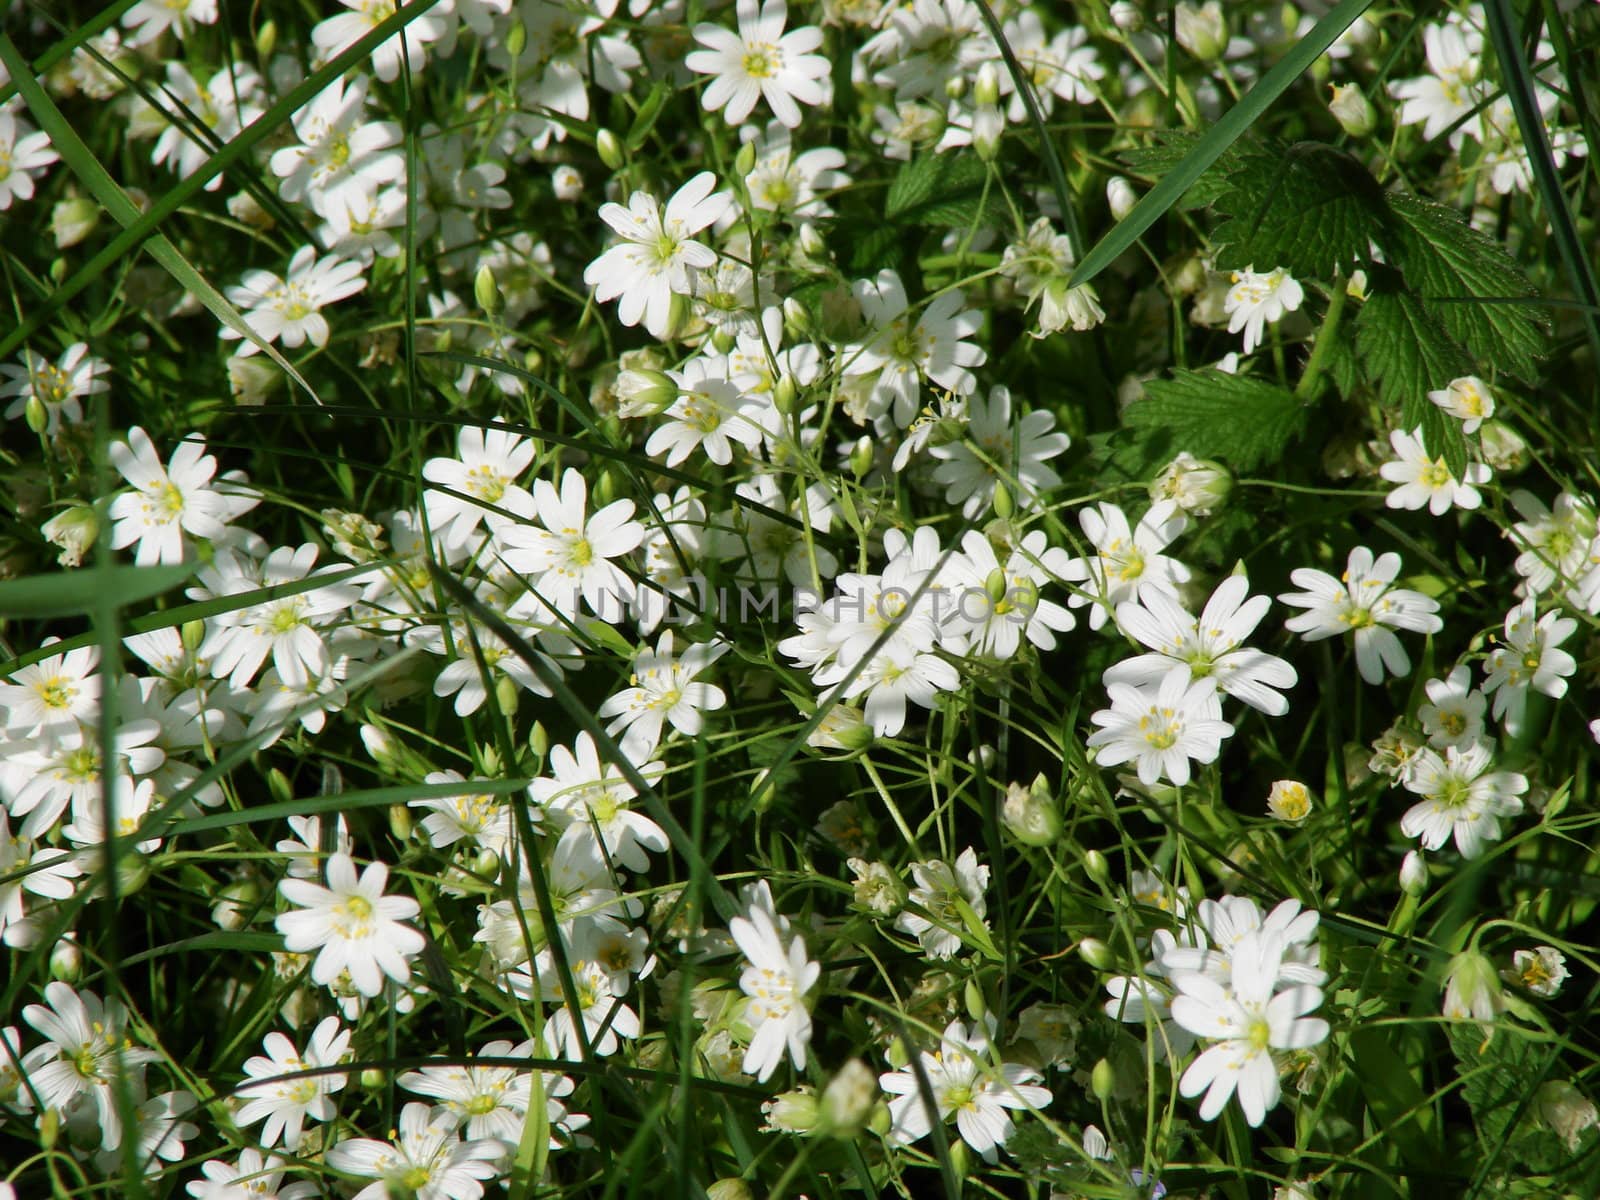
left=185, top=1147, right=318, bottom=1200
left=896, top=847, right=989, bottom=960
left=311, top=0, right=453, bottom=83
left=496, top=467, right=645, bottom=617
left=1481, top=598, right=1577, bottom=736
left=598, top=631, right=729, bottom=756
left=270, top=76, right=403, bottom=214
left=222, top=245, right=368, bottom=356
left=1052, top=500, right=1192, bottom=631
left=730, top=889, right=820, bottom=1082
left=108, top=427, right=243, bottom=566
left=687, top=0, right=831, bottom=129
left=235, top=1016, right=351, bottom=1151
left=928, top=384, right=1068, bottom=518
left=1399, top=741, right=1527, bottom=859
left=325, top=1102, right=506, bottom=1200
left=422, top=424, right=537, bottom=551
left=1417, top=664, right=1488, bottom=749
left=1087, top=669, right=1235, bottom=787
left=0, top=643, right=101, bottom=737
left=276, top=853, right=425, bottom=997
left=0, top=112, right=61, bottom=210
left=1279, top=546, right=1442, bottom=684
left=1, top=342, right=108, bottom=435
left=583, top=173, right=733, bottom=339
left=20, top=982, right=159, bottom=1151
left=844, top=268, right=986, bottom=429
left=1380, top=427, right=1491, bottom=514
left=1428, top=375, right=1495, bottom=434
left=122, top=0, right=217, bottom=45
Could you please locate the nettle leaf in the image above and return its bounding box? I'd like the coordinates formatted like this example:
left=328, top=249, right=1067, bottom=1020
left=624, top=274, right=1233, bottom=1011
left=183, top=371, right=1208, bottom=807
left=1355, top=285, right=1472, bottom=476
left=1118, top=131, right=1249, bottom=210
left=1388, top=191, right=1548, bottom=381
left=1211, top=142, right=1395, bottom=277
left=1122, top=369, right=1308, bottom=471
left=1447, top=1026, right=1576, bottom=1175
left=884, top=151, right=995, bottom=229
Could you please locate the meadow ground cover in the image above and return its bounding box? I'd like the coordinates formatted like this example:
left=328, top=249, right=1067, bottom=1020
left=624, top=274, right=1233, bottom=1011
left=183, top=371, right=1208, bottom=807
left=1, top=1, right=1599, bottom=1197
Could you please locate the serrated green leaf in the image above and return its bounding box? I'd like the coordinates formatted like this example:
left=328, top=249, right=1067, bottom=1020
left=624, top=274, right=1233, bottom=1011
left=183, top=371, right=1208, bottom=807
left=1387, top=192, right=1548, bottom=381
left=0, top=562, right=193, bottom=619
left=1212, top=142, right=1395, bottom=277
left=1118, top=131, right=1247, bottom=210
left=1122, top=369, right=1308, bottom=471
left=885, top=152, right=993, bottom=228
left=1355, top=287, right=1472, bottom=475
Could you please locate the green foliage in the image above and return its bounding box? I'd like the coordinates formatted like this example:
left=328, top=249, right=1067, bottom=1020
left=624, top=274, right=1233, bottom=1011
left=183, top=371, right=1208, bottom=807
left=1355, top=285, right=1473, bottom=475
left=0, top=561, right=192, bottom=617
left=1211, top=141, right=1396, bottom=278
left=1448, top=1026, right=1597, bottom=1183
left=884, top=150, right=996, bottom=230
left=1121, top=368, right=1309, bottom=471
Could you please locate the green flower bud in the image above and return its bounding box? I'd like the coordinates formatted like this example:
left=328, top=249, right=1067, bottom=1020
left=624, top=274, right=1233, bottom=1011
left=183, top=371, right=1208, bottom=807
left=773, top=374, right=798, bottom=414
left=1328, top=84, right=1376, bottom=137
left=762, top=1088, right=819, bottom=1133
left=964, top=978, right=987, bottom=1022
left=474, top=263, right=504, bottom=316
left=388, top=804, right=413, bottom=843
left=596, top=128, right=624, bottom=171
left=1175, top=1, right=1228, bottom=61
left=991, top=479, right=1014, bottom=519
left=1077, top=937, right=1113, bottom=969
left=734, top=139, right=757, bottom=179
left=51, top=195, right=100, bottom=249
left=984, top=566, right=1009, bottom=606
left=256, top=19, right=278, bottom=59
left=505, top=17, right=526, bottom=58
left=493, top=674, right=520, bottom=719
left=1001, top=775, right=1062, bottom=846
left=1091, top=1057, right=1115, bottom=1101
left=1082, top=849, right=1111, bottom=886
left=529, top=720, right=550, bottom=759
left=267, top=767, right=293, bottom=807
left=820, top=1059, right=879, bottom=1137
left=360, top=1068, right=387, bottom=1090
left=50, top=936, right=82, bottom=983
left=41, top=505, right=99, bottom=568
left=849, top=436, right=875, bottom=479
left=1443, top=948, right=1504, bottom=1023
left=24, top=395, right=49, bottom=435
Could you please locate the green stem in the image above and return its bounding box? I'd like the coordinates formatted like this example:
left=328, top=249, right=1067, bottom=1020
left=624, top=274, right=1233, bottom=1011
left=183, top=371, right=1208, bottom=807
left=1295, top=274, right=1350, bottom=401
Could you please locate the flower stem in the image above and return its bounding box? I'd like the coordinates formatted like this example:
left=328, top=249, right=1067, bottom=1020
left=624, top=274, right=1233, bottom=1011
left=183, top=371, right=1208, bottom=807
left=1294, top=275, right=1350, bottom=402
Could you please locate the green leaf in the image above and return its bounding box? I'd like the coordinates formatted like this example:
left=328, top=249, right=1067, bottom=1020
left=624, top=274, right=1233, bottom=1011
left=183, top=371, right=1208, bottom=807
left=1387, top=192, right=1548, bottom=381
left=1355, top=287, right=1473, bottom=475
left=0, top=563, right=193, bottom=619
left=1118, top=131, right=1247, bottom=210
left=884, top=151, right=994, bottom=229
left=1211, top=142, right=1395, bottom=277
left=1069, top=0, right=1377, bottom=288
left=1122, top=369, right=1309, bottom=471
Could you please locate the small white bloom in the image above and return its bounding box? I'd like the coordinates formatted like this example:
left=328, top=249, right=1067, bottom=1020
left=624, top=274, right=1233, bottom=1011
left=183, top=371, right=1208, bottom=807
left=1279, top=545, right=1442, bottom=684
left=1399, top=742, right=1527, bottom=859
left=275, top=853, right=425, bottom=997
left=1380, top=426, right=1491, bottom=514
left=1087, top=670, right=1235, bottom=788
left=1428, top=375, right=1495, bottom=433
left=687, top=0, right=831, bottom=129
left=896, top=847, right=989, bottom=960
left=1224, top=266, right=1303, bottom=354
left=1481, top=598, right=1578, bottom=736
left=729, top=885, right=821, bottom=1082
left=235, top=1017, right=351, bottom=1150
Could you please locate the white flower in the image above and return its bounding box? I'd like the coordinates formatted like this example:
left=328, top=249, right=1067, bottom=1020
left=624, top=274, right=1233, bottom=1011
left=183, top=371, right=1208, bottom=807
left=1, top=342, right=108, bottom=435
left=687, top=0, right=831, bottom=129
left=648, top=357, right=768, bottom=467
left=928, top=384, right=1068, bottom=518
left=1428, top=375, right=1495, bottom=433
left=150, top=63, right=263, bottom=187
left=1509, top=946, right=1568, bottom=998
left=1279, top=545, right=1443, bottom=684
left=325, top=1103, right=506, bottom=1200
left=879, top=1016, right=1053, bottom=1163
left=0, top=813, right=83, bottom=946
left=815, top=639, right=961, bottom=738
left=269, top=76, right=403, bottom=214
left=1389, top=22, right=1486, bottom=145
left=1481, top=598, right=1578, bottom=736
left=185, top=1147, right=318, bottom=1200
left=742, top=122, right=849, bottom=219
left=275, top=853, right=425, bottom=997
left=1380, top=426, right=1491, bottom=514
left=1105, top=575, right=1298, bottom=716
left=1170, top=931, right=1329, bottom=1127
left=107, top=427, right=244, bottom=566
left=0, top=112, right=61, bottom=210
left=1087, top=669, right=1235, bottom=787
left=995, top=10, right=1104, bottom=118
left=1399, top=742, right=1527, bottom=859
left=583, top=173, right=733, bottom=339
left=423, top=424, right=537, bottom=551
left=1224, top=267, right=1304, bottom=354
left=222, top=245, right=368, bottom=355
left=98, top=1090, right=199, bottom=1176
left=539, top=960, right=641, bottom=1059
left=1506, top=490, right=1598, bottom=602
left=20, top=982, right=159, bottom=1151
left=235, top=1017, right=351, bottom=1150
left=122, top=0, right=217, bottom=44
left=1051, top=499, right=1191, bottom=631
left=398, top=1039, right=544, bottom=1144
left=942, top=529, right=1077, bottom=660
left=311, top=0, right=453, bottom=83
left=0, top=643, right=101, bottom=736
left=844, top=267, right=987, bottom=429
left=1417, top=665, right=1488, bottom=749
left=598, top=631, right=729, bottom=756
left=496, top=467, right=645, bottom=618
left=411, top=771, right=514, bottom=859
left=730, top=889, right=821, bottom=1082
left=530, top=733, right=667, bottom=873
left=896, top=847, right=989, bottom=960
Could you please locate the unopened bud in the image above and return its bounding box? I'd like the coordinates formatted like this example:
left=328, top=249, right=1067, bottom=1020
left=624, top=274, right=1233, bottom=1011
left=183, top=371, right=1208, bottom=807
left=991, top=479, right=1014, bottom=519
left=1082, top=849, right=1111, bottom=886
left=1443, top=948, right=1504, bottom=1023
left=761, top=1089, right=819, bottom=1133
left=1399, top=850, right=1428, bottom=895
left=964, top=979, right=987, bottom=1022
left=505, top=16, right=527, bottom=58
left=711, top=327, right=737, bottom=355
left=849, top=436, right=874, bottom=479
left=256, top=19, right=278, bottom=59
left=386, top=804, right=412, bottom=843
left=820, top=1059, right=879, bottom=1136
left=984, top=566, right=1009, bottom=606
left=474, top=264, right=503, bottom=316
left=596, top=128, right=624, bottom=171
left=360, top=1068, right=386, bottom=1090
left=1090, top=1057, right=1115, bottom=1101
left=266, top=767, right=293, bottom=807
left=52, top=195, right=100, bottom=249
left=41, top=505, right=99, bottom=567
left=493, top=674, right=520, bottom=719
left=944, top=73, right=967, bottom=101
left=1002, top=775, right=1062, bottom=846
left=181, top=619, right=208, bottom=655
left=24, top=395, right=48, bottom=434
left=1109, top=1, right=1142, bottom=32
left=974, top=63, right=1001, bottom=108
left=707, top=1181, right=752, bottom=1200
left=1106, top=175, right=1138, bottom=222
left=551, top=164, right=583, bottom=201
left=616, top=367, right=679, bottom=418
left=529, top=720, right=550, bottom=759
left=1175, top=1, right=1228, bottom=61
left=39, top=1107, right=60, bottom=1150
left=797, top=222, right=827, bottom=261
left=50, top=935, right=82, bottom=982
left=1077, top=937, right=1113, bottom=969
left=1328, top=83, right=1376, bottom=138
left=773, top=374, right=798, bottom=414
left=1267, top=779, right=1313, bottom=823
left=734, top=139, right=757, bottom=179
